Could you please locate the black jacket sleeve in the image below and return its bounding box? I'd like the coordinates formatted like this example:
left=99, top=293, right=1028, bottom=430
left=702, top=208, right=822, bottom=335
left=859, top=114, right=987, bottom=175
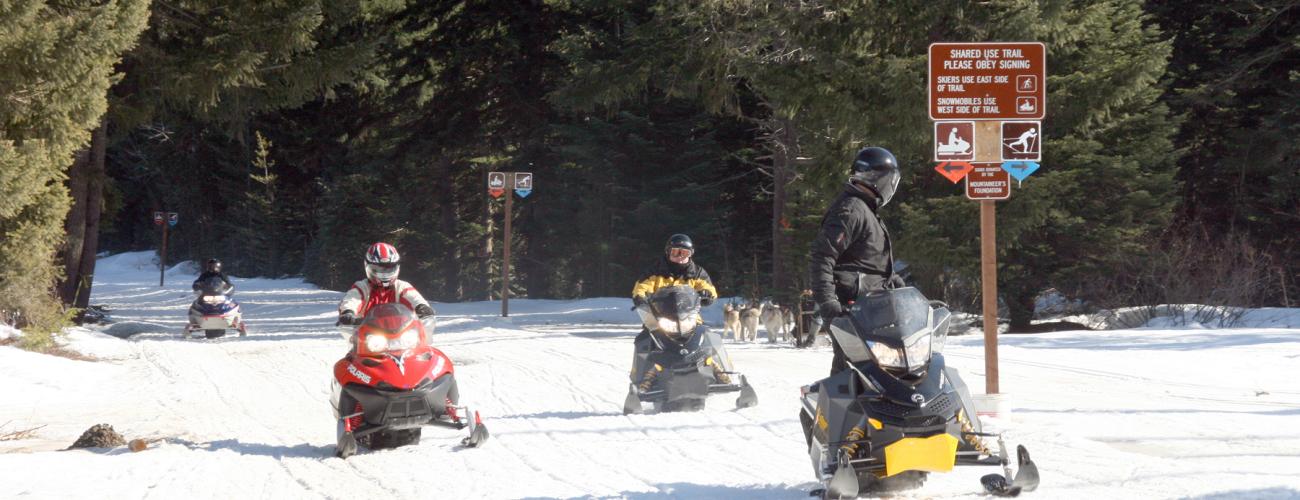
left=809, top=198, right=866, bottom=305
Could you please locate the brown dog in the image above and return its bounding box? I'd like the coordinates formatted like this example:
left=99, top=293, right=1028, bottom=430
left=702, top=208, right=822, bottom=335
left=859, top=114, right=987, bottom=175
left=740, top=304, right=761, bottom=342
left=723, top=302, right=743, bottom=341
left=760, top=300, right=789, bottom=343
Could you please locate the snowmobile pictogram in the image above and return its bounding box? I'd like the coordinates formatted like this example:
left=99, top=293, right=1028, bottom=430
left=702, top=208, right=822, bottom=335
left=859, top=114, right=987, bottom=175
left=798, top=287, right=1039, bottom=498
left=623, top=286, right=758, bottom=414
left=331, top=303, right=488, bottom=457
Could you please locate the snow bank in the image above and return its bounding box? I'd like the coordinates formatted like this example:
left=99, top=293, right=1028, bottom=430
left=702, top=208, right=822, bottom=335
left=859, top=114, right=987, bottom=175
left=1094, top=304, right=1300, bottom=330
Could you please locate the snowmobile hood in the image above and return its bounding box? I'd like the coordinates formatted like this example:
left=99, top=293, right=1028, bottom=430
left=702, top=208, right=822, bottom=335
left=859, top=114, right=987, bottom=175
left=335, top=345, right=452, bottom=390
left=830, top=287, right=950, bottom=372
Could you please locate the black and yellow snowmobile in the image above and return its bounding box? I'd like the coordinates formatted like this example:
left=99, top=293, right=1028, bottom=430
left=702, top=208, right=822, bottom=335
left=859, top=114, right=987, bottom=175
left=799, top=287, right=1039, bottom=498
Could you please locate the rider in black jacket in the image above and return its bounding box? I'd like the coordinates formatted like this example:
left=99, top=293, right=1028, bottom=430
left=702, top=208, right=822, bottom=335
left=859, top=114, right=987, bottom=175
left=809, top=147, right=905, bottom=375
left=192, top=258, right=233, bottom=293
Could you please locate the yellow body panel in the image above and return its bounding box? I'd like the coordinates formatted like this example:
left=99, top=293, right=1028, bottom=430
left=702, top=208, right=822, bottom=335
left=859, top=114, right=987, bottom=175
left=883, top=433, right=958, bottom=477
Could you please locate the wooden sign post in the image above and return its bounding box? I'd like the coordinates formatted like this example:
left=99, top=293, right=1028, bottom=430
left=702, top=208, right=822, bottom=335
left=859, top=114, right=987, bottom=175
left=488, top=172, right=534, bottom=317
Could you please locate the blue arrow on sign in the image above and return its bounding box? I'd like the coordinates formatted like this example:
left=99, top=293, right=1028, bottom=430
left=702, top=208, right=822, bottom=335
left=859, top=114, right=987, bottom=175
left=1001, top=161, right=1040, bottom=182
left=515, top=189, right=532, bottom=198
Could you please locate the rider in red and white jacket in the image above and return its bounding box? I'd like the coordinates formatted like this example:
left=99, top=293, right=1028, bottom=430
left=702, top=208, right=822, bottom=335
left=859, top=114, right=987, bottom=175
left=337, top=242, right=434, bottom=325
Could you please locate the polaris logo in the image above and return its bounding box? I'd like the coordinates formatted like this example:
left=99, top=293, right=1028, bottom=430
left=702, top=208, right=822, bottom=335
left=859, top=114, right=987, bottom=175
left=347, top=364, right=371, bottom=384
left=911, top=393, right=925, bottom=405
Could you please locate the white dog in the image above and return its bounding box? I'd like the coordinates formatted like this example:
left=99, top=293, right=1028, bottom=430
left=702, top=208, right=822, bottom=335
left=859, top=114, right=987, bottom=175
left=760, top=300, right=789, bottom=344
left=722, top=303, right=743, bottom=341
left=740, top=304, right=761, bottom=342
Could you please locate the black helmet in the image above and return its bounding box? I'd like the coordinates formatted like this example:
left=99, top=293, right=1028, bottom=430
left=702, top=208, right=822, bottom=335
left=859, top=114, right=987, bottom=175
left=849, top=147, right=900, bottom=207
left=205, top=258, right=222, bottom=274
left=665, top=234, right=693, bottom=252
left=664, top=234, right=694, bottom=263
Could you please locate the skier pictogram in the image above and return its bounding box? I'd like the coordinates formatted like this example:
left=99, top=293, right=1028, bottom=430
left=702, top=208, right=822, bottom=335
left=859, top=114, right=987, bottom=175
left=1017, top=75, right=1036, bottom=93
left=1001, top=121, right=1042, bottom=161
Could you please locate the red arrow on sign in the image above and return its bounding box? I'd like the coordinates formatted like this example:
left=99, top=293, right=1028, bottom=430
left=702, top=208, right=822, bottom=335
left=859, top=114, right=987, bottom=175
left=934, top=161, right=974, bottom=183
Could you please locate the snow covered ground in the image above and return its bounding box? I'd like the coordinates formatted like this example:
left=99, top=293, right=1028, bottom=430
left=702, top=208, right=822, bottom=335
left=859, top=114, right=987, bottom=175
left=2, top=251, right=1299, bottom=499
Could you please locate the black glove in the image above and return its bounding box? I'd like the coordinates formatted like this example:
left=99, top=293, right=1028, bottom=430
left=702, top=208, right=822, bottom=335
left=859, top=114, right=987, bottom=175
left=698, top=289, right=716, bottom=306
left=817, top=300, right=843, bottom=321
left=337, top=311, right=357, bottom=326
left=632, top=295, right=648, bottom=308
left=887, top=274, right=906, bottom=289
left=415, top=303, right=435, bottom=318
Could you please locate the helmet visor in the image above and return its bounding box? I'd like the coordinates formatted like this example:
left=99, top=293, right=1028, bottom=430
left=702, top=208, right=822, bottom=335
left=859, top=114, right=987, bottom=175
left=668, top=247, right=692, bottom=263
left=366, top=262, right=399, bottom=283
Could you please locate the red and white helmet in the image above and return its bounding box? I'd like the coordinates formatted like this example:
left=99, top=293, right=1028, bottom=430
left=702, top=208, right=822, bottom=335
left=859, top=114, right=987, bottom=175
left=365, top=242, right=400, bottom=287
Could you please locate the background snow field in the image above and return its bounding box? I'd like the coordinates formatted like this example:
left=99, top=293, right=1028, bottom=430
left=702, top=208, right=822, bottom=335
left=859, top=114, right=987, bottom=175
left=2, top=252, right=1298, bottom=499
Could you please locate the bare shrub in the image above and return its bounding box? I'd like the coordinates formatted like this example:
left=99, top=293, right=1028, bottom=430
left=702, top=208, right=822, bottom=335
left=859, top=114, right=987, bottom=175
left=1087, top=226, right=1279, bottom=329
left=0, top=421, right=45, bottom=441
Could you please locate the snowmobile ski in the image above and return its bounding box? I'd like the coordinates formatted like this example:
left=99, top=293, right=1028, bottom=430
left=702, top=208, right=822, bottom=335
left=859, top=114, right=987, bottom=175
left=623, top=384, right=644, bottom=415
left=981, top=443, right=1039, bottom=497
left=735, top=375, right=758, bottom=409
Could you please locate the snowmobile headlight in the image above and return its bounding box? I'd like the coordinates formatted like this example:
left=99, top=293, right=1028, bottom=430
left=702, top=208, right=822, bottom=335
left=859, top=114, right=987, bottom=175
left=904, top=334, right=932, bottom=371
left=364, top=334, right=388, bottom=353
left=397, top=329, right=420, bottom=349
left=867, top=340, right=906, bottom=369
left=655, top=317, right=697, bottom=336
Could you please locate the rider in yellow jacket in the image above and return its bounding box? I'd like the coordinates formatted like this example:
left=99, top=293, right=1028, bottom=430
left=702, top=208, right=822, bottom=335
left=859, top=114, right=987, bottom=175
left=631, top=234, right=718, bottom=309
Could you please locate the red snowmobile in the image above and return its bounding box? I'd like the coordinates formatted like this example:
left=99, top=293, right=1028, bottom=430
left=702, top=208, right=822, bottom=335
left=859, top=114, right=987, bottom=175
left=331, top=303, right=488, bottom=457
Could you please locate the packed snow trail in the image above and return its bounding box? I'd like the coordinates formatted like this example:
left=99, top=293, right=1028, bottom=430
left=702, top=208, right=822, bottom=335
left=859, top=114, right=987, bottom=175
left=2, top=252, right=1299, bottom=499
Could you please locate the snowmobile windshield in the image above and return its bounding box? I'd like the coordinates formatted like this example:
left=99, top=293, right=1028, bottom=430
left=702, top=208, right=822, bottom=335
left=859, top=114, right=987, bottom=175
left=648, top=285, right=701, bottom=336
left=361, top=303, right=417, bottom=335
left=832, top=287, right=937, bottom=372
left=649, top=286, right=701, bottom=322
left=196, top=276, right=231, bottom=296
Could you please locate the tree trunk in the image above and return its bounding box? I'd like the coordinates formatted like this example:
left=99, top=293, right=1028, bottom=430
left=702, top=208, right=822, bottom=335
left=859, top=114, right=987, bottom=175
left=1007, top=287, right=1036, bottom=332
left=74, top=124, right=107, bottom=309
left=58, top=121, right=106, bottom=308
left=481, top=169, right=495, bottom=301
left=769, top=117, right=796, bottom=302
left=58, top=142, right=92, bottom=305
left=439, top=162, right=461, bottom=300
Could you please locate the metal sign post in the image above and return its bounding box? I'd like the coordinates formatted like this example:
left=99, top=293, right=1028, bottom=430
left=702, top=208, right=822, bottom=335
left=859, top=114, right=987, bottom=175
left=929, top=42, right=1046, bottom=395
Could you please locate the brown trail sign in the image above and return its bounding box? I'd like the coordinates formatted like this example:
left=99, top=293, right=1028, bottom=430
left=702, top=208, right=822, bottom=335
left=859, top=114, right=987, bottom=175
left=930, top=42, right=1047, bottom=396
left=929, top=42, right=1045, bottom=121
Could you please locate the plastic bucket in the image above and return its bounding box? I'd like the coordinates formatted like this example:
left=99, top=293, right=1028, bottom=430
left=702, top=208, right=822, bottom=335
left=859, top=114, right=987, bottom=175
left=973, top=393, right=1010, bottom=419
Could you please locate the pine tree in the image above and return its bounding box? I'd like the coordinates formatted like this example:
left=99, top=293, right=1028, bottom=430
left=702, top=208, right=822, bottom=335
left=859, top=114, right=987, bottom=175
left=897, top=1, right=1178, bottom=328
left=1150, top=0, right=1299, bottom=304
left=89, top=0, right=405, bottom=286
left=0, top=0, right=149, bottom=346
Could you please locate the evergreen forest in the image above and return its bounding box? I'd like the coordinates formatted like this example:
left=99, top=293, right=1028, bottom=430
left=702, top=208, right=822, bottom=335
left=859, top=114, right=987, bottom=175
left=2, top=0, right=1296, bottom=348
